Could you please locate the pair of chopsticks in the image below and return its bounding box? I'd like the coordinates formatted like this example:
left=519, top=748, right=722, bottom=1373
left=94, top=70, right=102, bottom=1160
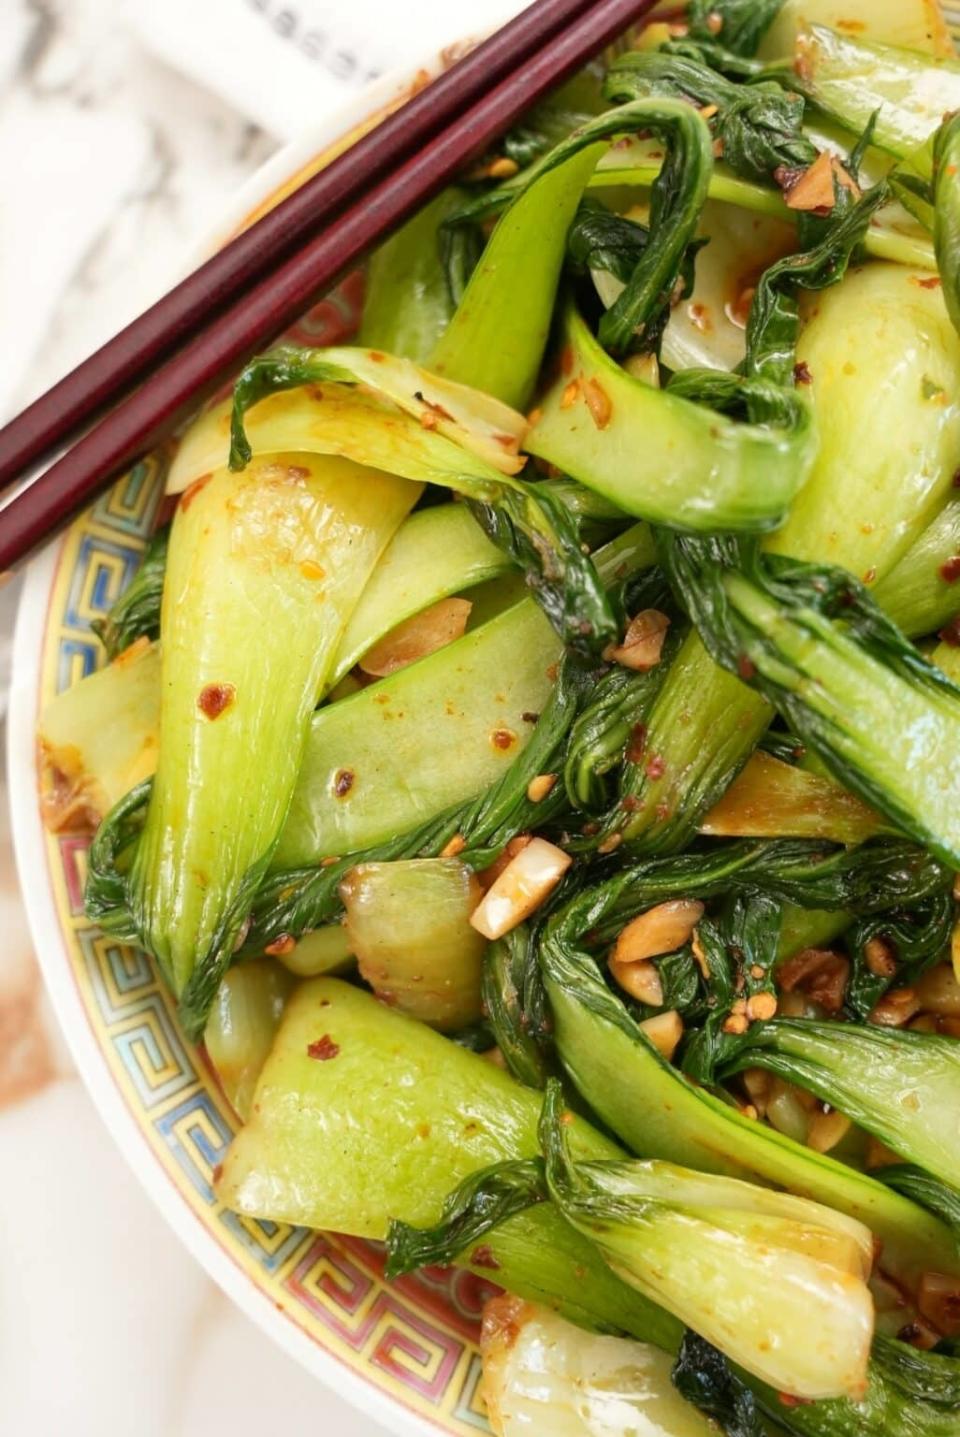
left=0, top=0, right=659, bottom=571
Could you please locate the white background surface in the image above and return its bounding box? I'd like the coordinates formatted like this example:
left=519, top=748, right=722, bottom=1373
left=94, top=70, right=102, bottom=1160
left=0, top=0, right=514, bottom=1431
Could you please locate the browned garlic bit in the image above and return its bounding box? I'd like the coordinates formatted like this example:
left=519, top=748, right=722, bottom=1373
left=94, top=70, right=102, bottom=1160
left=639, top=1009, right=684, bottom=1061
left=359, top=597, right=472, bottom=677
left=611, top=899, right=704, bottom=966
left=778, top=947, right=850, bottom=1015
left=869, top=987, right=921, bottom=1028
left=604, top=609, right=671, bottom=672
left=612, top=959, right=664, bottom=1007
left=470, top=838, right=572, bottom=941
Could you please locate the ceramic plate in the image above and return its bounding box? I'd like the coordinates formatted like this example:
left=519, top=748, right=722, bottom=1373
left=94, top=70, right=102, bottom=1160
left=7, top=42, right=508, bottom=1437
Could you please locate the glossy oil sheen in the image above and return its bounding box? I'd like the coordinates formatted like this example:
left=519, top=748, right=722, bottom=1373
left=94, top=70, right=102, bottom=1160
left=767, top=264, right=960, bottom=583
left=274, top=597, right=561, bottom=866
left=130, top=452, right=416, bottom=993
left=527, top=307, right=815, bottom=531
left=794, top=24, right=960, bottom=157
left=216, top=979, right=682, bottom=1349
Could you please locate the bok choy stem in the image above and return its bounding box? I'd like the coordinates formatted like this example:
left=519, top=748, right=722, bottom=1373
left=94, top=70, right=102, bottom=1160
left=432, top=95, right=713, bottom=406
left=125, top=454, right=417, bottom=1034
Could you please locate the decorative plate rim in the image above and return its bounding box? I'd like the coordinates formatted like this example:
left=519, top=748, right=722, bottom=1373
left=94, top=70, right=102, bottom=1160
left=6, top=28, right=512, bottom=1435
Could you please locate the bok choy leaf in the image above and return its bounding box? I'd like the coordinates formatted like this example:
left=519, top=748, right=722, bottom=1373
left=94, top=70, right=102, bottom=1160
left=216, top=977, right=680, bottom=1348
left=218, top=344, right=617, bottom=656
left=661, top=531, right=960, bottom=867
left=604, top=49, right=816, bottom=185
left=432, top=95, right=713, bottom=404
left=525, top=301, right=816, bottom=533
left=934, top=112, right=960, bottom=339
left=242, top=638, right=583, bottom=953
left=790, top=26, right=960, bottom=163
left=536, top=868, right=960, bottom=1288
left=537, top=1081, right=874, bottom=1401
left=872, top=501, right=960, bottom=641
left=722, top=1018, right=960, bottom=1189
left=481, top=1301, right=718, bottom=1437
left=357, top=187, right=461, bottom=363
left=389, top=1079, right=876, bottom=1402
left=686, top=0, right=784, bottom=56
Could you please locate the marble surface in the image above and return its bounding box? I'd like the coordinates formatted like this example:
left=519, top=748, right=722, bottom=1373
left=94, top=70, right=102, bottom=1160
left=0, top=1, right=416, bottom=1432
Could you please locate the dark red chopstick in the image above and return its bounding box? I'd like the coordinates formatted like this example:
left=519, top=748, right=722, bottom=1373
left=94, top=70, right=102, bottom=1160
left=0, top=0, right=610, bottom=491
left=0, top=0, right=659, bottom=571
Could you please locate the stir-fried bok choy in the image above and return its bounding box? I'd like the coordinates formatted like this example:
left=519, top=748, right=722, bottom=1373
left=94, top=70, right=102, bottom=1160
left=44, top=5, right=960, bottom=1429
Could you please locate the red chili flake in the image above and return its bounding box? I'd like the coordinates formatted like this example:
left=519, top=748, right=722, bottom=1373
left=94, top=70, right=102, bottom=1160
left=620, top=795, right=640, bottom=813
left=197, top=682, right=236, bottom=719
left=862, top=567, right=877, bottom=585
left=645, top=753, right=666, bottom=780
left=307, top=1035, right=340, bottom=1061
left=738, top=654, right=757, bottom=680
left=940, top=616, right=960, bottom=647
left=916, top=275, right=942, bottom=290
left=655, top=801, right=670, bottom=821
left=265, top=934, right=296, bottom=957
left=491, top=728, right=516, bottom=751
left=367, top=350, right=387, bottom=362
left=793, top=361, right=813, bottom=385
left=212, top=1162, right=223, bottom=1184
left=626, top=722, right=648, bottom=765
left=180, top=472, right=213, bottom=512
left=941, top=556, right=960, bottom=583
left=333, top=768, right=355, bottom=797
left=471, top=1245, right=501, bottom=1271
left=560, top=344, right=575, bottom=375
left=779, top=1394, right=813, bottom=1408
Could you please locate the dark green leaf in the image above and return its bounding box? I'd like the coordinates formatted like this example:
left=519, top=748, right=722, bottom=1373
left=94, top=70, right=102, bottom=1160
left=604, top=50, right=815, bottom=185
left=687, top=0, right=783, bottom=58
left=682, top=893, right=781, bottom=1083
left=935, top=113, right=960, bottom=338
left=660, top=529, right=960, bottom=866
left=92, top=526, right=169, bottom=660
left=567, top=201, right=650, bottom=283
left=482, top=927, right=554, bottom=1089
left=846, top=893, right=954, bottom=1019
left=878, top=1166, right=960, bottom=1248
left=84, top=779, right=151, bottom=940
left=468, top=482, right=619, bottom=658
left=747, top=182, right=889, bottom=385
left=672, top=1330, right=762, bottom=1437
left=563, top=628, right=682, bottom=816
left=385, top=1158, right=547, bottom=1278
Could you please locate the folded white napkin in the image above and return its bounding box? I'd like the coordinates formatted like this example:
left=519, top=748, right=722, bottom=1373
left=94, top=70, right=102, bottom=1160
left=129, top=0, right=521, bottom=140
